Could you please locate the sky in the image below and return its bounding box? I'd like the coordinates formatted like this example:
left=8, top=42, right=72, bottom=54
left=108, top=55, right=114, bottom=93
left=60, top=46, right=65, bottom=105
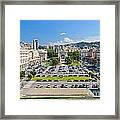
left=20, top=20, right=100, bottom=45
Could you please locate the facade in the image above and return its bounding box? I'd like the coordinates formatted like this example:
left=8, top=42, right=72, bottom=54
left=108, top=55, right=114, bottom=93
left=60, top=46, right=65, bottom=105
left=53, top=45, right=59, bottom=53
left=28, top=50, right=40, bottom=66
left=87, top=48, right=100, bottom=59
left=58, top=51, right=68, bottom=64
left=95, top=49, right=100, bottom=59
left=20, top=40, right=47, bottom=70
left=67, top=47, right=79, bottom=52
left=38, top=49, right=47, bottom=62
left=80, top=48, right=89, bottom=59
left=20, top=42, right=31, bottom=70
left=32, top=39, right=39, bottom=50
left=80, top=47, right=100, bottom=66
left=88, top=49, right=96, bottom=58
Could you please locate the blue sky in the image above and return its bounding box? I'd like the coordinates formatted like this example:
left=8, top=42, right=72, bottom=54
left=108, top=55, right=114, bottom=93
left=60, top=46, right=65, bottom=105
left=20, top=20, right=100, bottom=45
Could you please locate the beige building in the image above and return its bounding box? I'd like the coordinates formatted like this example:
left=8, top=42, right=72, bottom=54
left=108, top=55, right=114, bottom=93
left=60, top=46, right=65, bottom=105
left=38, top=49, right=47, bottom=62
left=20, top=41, right=47, bottom=70
left=28, top=49, right=47, bottom=66
left=20, top=42, right=31, bottom=70
left=64, top=46, right=79, bottom=53
left=28, top=50, right=40, bottom=66
left=80, top=48, right=89, bottom=58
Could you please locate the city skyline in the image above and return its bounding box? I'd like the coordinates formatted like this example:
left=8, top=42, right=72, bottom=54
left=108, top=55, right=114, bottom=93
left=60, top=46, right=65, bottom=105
left=20, top=20, right=100, bottom=45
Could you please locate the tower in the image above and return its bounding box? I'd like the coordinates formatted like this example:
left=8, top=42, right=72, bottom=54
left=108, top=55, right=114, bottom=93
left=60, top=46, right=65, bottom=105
left=32, top=39, right=39, bottom=50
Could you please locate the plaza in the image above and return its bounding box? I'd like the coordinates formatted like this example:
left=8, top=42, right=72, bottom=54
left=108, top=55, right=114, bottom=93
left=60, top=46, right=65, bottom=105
left=20, top=39, right=100, bottom=99
left=20, top=62, right=100, bottom=98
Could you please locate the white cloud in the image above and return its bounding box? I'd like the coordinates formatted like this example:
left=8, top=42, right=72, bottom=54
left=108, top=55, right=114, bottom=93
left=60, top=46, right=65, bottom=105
left=63, top=37, right=73, bottom=43
left=51, top=37, right=73, bottom=45
left=79, top=36, right=100, bottom=43
left=47, top=35, right=100, bottom=46
left=60, top=32, right=67, bottom=35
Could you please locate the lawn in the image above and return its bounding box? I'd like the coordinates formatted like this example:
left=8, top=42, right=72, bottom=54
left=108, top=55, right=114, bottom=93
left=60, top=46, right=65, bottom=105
left=31, top=76, right=92, bottom=81
left=71, top=60, right=81, bottom=66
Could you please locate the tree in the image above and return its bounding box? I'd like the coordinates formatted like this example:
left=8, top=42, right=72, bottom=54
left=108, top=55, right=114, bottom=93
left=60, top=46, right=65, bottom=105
left=27, top=74, right=32, bottom=80
left=30, top=69, right=36, bottom=77
left=20, top=71, right=25, bottom=78
left=68, top=51, right=80, bottom=61
left=38, top=45, right=46, bottom=49
left=50, top=57, right=59, bottom=66
left=53, top=53, right=58, bottom=57
left=89, top=71, right=94, bottom=78
left=68, top=52, right=74, bottom=60
left=47, top=48, right=58, bottom=58
left=47, top=49, right=54, bottom=58
left=65, top=57, right=72, bottom=65
left=73, top=51, right=80, bottom=61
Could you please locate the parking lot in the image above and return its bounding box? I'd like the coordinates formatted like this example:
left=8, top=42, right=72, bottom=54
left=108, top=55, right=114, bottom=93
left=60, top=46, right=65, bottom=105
left=21, top=64, right=100, bottom=98
left=26, top=64, right=89, bottom=77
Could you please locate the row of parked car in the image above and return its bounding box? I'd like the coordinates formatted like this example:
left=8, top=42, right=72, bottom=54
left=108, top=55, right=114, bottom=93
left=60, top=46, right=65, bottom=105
left=32, top=82, right=99, bottom=89
left=33, top=83, right=90, bottom=89
left=45, top=65, right=88, bottom=75
left=35, top=79, right=97, bottom=82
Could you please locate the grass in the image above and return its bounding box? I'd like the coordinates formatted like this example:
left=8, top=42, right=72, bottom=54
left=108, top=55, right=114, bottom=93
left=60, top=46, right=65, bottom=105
left=44, top=59, right=81, bottom=67
left=31, top=76, right=92, bottom=81
left=71, top=60, right=81, bottom=66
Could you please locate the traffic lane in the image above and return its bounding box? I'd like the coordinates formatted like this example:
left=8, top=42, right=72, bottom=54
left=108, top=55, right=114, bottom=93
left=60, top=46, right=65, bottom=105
left=31, top=81, right=98, bottom=88
left=21, top=88, right=94, bottom=96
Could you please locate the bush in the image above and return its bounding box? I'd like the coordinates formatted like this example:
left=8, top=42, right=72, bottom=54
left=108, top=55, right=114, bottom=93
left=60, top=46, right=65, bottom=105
left=50, top=57, right=59, bottom=66
left=30, top=69, right=36, bottom=77
left=27, top=74, right=32, bottom=80
left=65, top=57, right=72, bottom=65
left=20, top=71, right=25, bottom=78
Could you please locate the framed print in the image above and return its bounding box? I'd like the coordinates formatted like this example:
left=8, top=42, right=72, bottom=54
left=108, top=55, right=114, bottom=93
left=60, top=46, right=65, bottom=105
left=19, top=20, right=100, bottom=99
left=0, top=0, right=119, bottom=119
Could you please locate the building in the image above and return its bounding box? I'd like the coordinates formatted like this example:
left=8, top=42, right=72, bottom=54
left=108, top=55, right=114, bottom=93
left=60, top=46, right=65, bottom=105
left=53, top=45, right=59, bottom=53
left=32, top=39, right=39, bottom=50
left=28, top=50, right=40, bottom=66
left=58, top=51, right=68, bottom=64
left=87, top=48, right=100, bottom=60
left=87, top=49, right=97, bottom=58
left=28, top=49, right=47, bottom=66
left=95, top=49, right=100, bottom=59
left=80, top=48, right=89, bottom=59
left=38, top=49, right=47, bottom=62
left=59, top=45, right=64, bottom=50
left=20, top=42, right=31, bottom=70
left=20, top=41, right=47, bottom=70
